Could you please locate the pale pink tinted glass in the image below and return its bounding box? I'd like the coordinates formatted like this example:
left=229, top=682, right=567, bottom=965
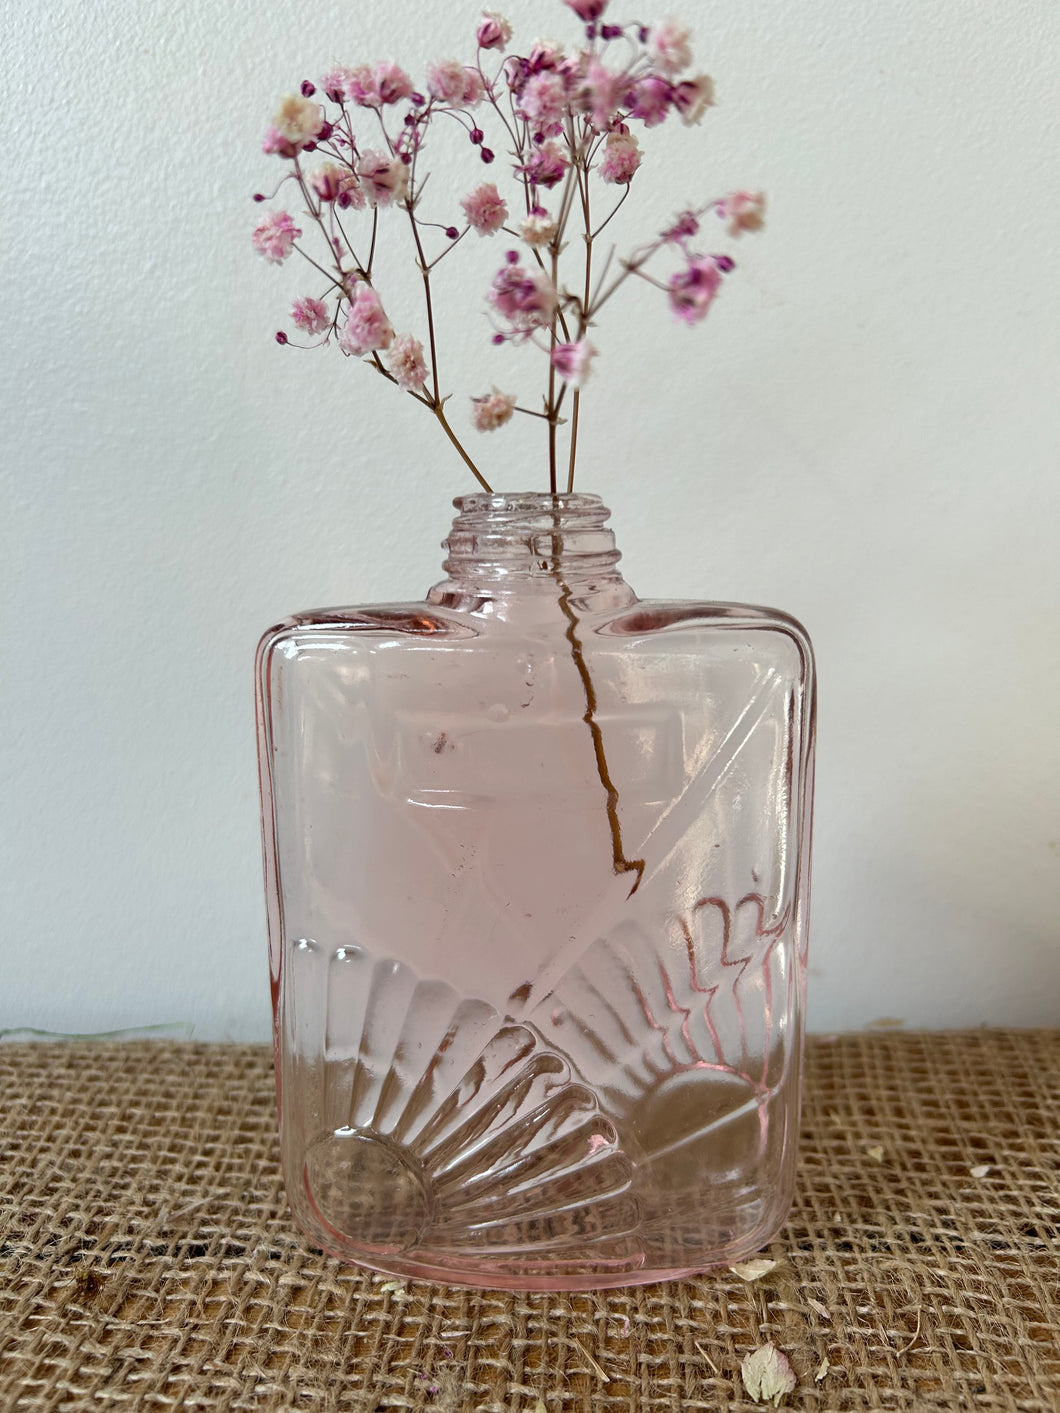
left=256, top=494, right=815, bottom=1290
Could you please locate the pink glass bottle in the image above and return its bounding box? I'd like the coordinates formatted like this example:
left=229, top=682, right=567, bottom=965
left=256, top=493, right=815, bottom=1290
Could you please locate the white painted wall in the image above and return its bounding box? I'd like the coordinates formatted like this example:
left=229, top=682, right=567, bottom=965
left=3, top=0, right=1057, bottom=1040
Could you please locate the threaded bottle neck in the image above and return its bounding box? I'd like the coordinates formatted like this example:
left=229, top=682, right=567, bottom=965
left=429, top=492, right=634, bottom=615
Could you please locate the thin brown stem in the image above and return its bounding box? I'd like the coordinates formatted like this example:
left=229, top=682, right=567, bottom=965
left=432, top=400, right=493, bottom=491
left=404, top=198, right=442, bottom=404
left=566, top=391, right=580, bottom=494
left=566, top=142, right=594, bottom=494
left=554, top=562, right=644, bottom=898
left=367, top=207, right=378, bottom=276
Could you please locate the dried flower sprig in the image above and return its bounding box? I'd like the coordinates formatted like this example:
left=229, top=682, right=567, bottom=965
left=252, top=0, right=764, bottom=492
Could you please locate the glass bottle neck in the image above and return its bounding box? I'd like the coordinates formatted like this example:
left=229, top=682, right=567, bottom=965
left=427, top=492, right=636, bottom=617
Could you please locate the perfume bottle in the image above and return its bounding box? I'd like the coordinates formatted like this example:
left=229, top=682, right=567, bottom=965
left=256, top=492, right=815, bottom=1290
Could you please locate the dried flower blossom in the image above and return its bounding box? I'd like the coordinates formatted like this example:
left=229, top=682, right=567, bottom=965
left=520, top=140, right=569, bottom=188
left=471, top=387, right=517, bottom=430
left=599, top=130, right=641, bottom=184
left=673, top=74, right=714, bottom=124
left=718, top=189, right=766, bottom=236
left=319, top=66, right=360, bottom=102
left=741, top=1344, right=797, bottom=1406
left=461, top=68, right=486, bottom=106
left=290, top=297, right=330, bottom=334
left=648, top=20, right=694, bottom=76
left=488, top=259, right=558, bottom=333
left=518, top=71, right=569, bottom=128
left=462, top=182, right=508, bottom=235
left=428, top=59, right=474, bottom=106
left=664, top=209, right=700, bottom=243
left=271, top=93, right=324, bottom=147
left=386, top=333, right=429, bottom=389
left=356, top=150, right=409, bottom=206
left=577, top=57, right=628, bottom=129
left=564, top=0, right=609, bottom=20
left=477, top=12, right=512, bottom=51
left=551, top=339, right=597, bottom=387
left=520, top=209, right=557, bottom=246
left=339, top=283, right=393, bottom=355
left=252, top=210, right=301, bottom=263
left=348, top=61, right=414, bottom=108
left=668, top=253, right=725, bottom=323
left=630, top=74, right=672, bottom=127
left=729, top=1258, right=778, bottom=1281
left=309, top=162, right=354, bottom=203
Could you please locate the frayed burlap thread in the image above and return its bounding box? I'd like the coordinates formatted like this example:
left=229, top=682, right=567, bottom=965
left=1, top=1031, right=1058, bottom=1411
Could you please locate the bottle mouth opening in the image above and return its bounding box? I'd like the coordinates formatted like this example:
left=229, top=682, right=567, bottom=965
left=443, top=492, right=620, bottom=577
left=452, top=491, right=606, bottom=517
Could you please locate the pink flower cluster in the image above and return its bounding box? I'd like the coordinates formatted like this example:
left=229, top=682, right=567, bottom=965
left=252, top=0, right=765, bottom=488
left=462, top=183, right=508, bottom=235
left=386, top=333, right=429, bottom=390
left=667, top=254, right=734, bottom=324
left=718, top=189, right=767, bottom=237
left=322, top=62, right=415, bottom=108
left=339, top=284, right=393, bottom=356
left=501, top=15, right=712, bottom=137
left=476, top=13, right=512, bottom=51
left=488, top=256, right=558, bottom=336
left=262, top=94, right=324, bottom=158
left=290, top=297, right=330, bottom=335
left=551, top=340, right=597, bottom=388
left=252, top=210, right=301, bottom=263
left=599, top=129, right=641, bottom=184
left=471, top=387, right=517, bottom=430
left=427, top=59, right=485, bottom=107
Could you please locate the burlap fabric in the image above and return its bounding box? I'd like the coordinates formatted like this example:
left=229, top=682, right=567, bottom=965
left=1, top=1031, right=1057, bottom=1411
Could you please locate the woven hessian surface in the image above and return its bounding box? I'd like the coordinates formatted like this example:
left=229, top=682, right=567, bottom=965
left=1, top=1033, right=1058, bottom=1412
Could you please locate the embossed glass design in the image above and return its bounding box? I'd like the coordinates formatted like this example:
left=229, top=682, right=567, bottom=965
left=256, top=493, right=815, bottom=1290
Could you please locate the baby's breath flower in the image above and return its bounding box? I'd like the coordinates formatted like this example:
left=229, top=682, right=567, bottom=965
left=630, top=74, right=672, bottom=127
left=599, top=130, right=641, bottom=184
left=520, top=209, right=557, bottom=247
left=272, top=93, right=324, bottom=146
left=252, top=210, right=301, bottom=263
left=386, top=333, right=429, bottom=389
left=718, top=189, right=766, bottom=236
left=668, top=253, right=726, bottom=324
left=476, top=12, right=512, bottom=51
left=319, top=65, right=360, bottom=102
left=461, top=69, right=486, bottom=105
left=648, top=19, right=694, bottom=77
left=309, top=162, right=354, bottom=203
left=290, top=296, right=330, bottom=334
left=673, top=74, right=714, bottom=125
left=520, top=140, right=569, bottom=188
left=461, top=183, right=509, bottom=235
left=427, top=59, right=471, bottom=106
left=551, top=339, right=597, bottom=388
left=488, top=259, right=558, bottom=334
left=575, top=56, right=628, bottom=130
left=564, top=0, right=609, bottom=20
left=356, top=150, right=409, bottom=206
left=471, top=387, right=517, bottom=430
left=339, top=283, right=394, bottom=355
left=518, top=71, right=568, bottom=128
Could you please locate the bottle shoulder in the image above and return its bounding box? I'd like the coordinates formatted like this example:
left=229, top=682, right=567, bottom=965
left=256, top=602, right=477, bottom=656
left=256, top=595, right=814, bottom=680
left=602, top=597, right=815, bottom=661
